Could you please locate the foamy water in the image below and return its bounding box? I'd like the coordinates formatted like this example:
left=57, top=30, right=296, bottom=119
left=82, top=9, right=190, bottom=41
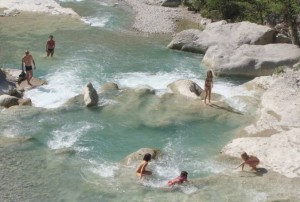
left=25, top=69, right=82, bottom=108
left=81, top=16, right=111, bottom=27
left=0, top=1, right=275, bottom=201
left=48, top=121, right=100, bottom=150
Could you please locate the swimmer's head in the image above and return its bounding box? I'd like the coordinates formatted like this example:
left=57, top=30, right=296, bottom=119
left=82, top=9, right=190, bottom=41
left=25, top=50, right=29, bottom=54
left=49, top=35, right=53, bottom=39
left=180, top=171, right=188, bottom=179
left=143, top=153, right=152, bottom=162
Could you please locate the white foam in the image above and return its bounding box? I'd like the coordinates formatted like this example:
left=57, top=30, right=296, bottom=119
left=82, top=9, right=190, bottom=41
left=113, top=72, right=253, bottom=111
left=213, top=81, right=255, bottom=112
left=25, top=69, right=82, bottom=108
left=81, top=16, right=111, bottom=27
left=0, top=0, right=78, bottom=16
left=113, top=71, right=197, bottom=91
left=48, top=122, right=99, bottom=150
left=88, top=159, right=119, bottom=178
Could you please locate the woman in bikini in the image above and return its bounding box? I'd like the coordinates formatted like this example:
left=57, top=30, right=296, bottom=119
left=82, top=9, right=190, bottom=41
left=204, top=70, right=213, bottom=104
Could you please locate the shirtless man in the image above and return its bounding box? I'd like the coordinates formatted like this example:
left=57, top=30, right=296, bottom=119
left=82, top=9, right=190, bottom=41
left=136, top=153, right=152, bottom=179
left=21, top=50, right=36, bottom=86
left=46, top=35, right=55, bottom=57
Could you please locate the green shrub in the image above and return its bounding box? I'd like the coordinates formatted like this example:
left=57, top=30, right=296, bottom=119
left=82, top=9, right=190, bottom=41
left=293, top=63, right=300, bottom=71
left=273, top=66, right=285, bottom=75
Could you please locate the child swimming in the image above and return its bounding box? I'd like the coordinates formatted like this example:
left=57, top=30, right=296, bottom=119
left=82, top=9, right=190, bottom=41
left=136, top=153, right=152, bottom=179
left=167, top=171, right=188, bottom=186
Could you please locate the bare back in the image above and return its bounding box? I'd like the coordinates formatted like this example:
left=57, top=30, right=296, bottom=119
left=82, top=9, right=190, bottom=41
left=136, top=161, right=148, bottom=174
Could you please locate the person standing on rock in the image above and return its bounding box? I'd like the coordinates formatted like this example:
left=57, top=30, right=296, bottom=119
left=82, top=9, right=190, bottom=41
left=46, top=35, right=55, bottom=57
left=21, top=50, right=36, bottom=86
left=204, top=70, right=213, bottom=104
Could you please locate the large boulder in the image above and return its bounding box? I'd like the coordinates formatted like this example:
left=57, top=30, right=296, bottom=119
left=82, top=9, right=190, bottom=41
left=221, top=128, right=300, bottom=178
left=0, top=95, right=19, bottom=108
left=202, top=44, right=300, bottom=77
left=161, top=0, right=181, bottom=7
left=0, top=69, right=16, bottom=95
left=168, top=21, right=275, bottom=54
left=83, top=82, right=98, bottom=107
left=122, top=148, right=161, bottom=166
left=167, top=79, right=203, bottom=98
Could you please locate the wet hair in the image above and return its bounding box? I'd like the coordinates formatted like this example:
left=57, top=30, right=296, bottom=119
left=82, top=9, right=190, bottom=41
left=241, top=152, right=249, bottom=160
left=25, top=50, right=29, bottom=54
left=180, top=171, right=188, bottom=178
left=207, top=70, right=213, bottom=78
left=49, top=35, right=53, bottom=38
left=143, top=153, right=152, bottom=162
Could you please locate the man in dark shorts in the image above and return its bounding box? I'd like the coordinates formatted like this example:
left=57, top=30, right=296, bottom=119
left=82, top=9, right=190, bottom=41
left=46, top=35, right=55, bottom=57
left=21, top=50, right=36, bottom=86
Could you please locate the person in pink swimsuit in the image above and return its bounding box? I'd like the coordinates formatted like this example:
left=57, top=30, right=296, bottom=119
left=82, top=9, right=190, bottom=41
left=236, top=152, right=260, bottom=171
left=168, top=171, right=188, bottom=186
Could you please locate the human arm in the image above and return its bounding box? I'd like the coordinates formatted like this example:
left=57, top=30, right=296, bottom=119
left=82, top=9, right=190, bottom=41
left=235, top=162, right=245, bottom=170
left=21, top=58, right=24, bottom=71
left=168, top=178, right=179, bottom=186
left=32, top=57, right=36, bottom=69
left=46, top=41, right=49, bottom=51
left=139, top=162, right=147, bottom=179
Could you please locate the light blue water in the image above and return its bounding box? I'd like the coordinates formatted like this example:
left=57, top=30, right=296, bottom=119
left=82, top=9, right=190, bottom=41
left=0, top=0, right=257, bottom=201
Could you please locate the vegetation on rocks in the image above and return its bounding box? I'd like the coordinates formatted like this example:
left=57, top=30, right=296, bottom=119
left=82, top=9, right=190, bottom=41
left=182, top=0, right=300, bottom=45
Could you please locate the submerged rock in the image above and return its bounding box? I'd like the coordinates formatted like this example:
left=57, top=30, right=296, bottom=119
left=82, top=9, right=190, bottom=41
left=0, top=94, right=19, bottom=108
left=122, top=148, right=161, bottom=166
left=98, top=82, right=119, bottom=93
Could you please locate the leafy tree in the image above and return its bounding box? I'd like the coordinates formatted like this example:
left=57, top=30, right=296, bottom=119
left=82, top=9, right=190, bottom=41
left=266, top=0, right=300, bottom=45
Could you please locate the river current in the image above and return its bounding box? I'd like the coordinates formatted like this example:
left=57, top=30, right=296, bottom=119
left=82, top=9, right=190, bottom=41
left=0, top=0, right=265, bottom=201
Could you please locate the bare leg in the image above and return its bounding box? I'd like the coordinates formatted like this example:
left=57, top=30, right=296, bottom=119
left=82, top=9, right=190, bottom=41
left=50, top=50, right=54, bottom=57
left=204, top=88, right=208, bottom=104
left=208, top=88, right=212, bottom=103
left=26, top=70, right=33, bottom=85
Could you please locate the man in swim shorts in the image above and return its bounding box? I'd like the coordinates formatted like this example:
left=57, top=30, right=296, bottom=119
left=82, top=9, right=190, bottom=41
left=46, top=35, right=55, bottom=57
left=21, top=50, right=36, bottom=86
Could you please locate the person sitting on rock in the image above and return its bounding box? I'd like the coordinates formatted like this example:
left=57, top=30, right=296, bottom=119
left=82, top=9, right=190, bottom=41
left=136, top=153, right=152, bottom=179
left=236, top=152, right=260, bottom=171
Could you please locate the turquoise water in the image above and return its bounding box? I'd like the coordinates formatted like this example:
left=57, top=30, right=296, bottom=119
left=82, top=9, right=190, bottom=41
left=0, top=0, right=257, bottom=201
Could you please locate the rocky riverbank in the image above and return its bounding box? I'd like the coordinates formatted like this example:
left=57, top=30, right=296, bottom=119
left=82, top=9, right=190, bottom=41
left=124, top=0, right=300, bottom=180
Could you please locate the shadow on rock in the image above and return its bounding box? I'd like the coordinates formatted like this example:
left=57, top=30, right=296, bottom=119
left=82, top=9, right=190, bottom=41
left=255, top=167, right=268, bottom=176
left=208, top=103, right=243, bottom=115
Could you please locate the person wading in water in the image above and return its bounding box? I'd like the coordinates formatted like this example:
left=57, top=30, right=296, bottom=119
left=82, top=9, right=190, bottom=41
left=46, top=35, right=55, bottom=57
